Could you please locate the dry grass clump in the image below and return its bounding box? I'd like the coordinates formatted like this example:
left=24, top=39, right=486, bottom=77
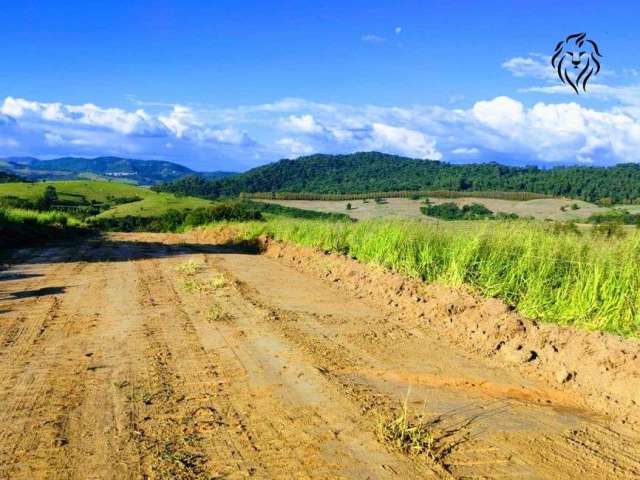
left=176, top=260, right=203, bottom=276
left=376, top=394, right=441, bottom=460
left=206, top=305, right=232, bottom=322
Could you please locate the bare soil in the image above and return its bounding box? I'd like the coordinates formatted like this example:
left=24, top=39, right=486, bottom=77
left=1, top=232, right=639, bottom=479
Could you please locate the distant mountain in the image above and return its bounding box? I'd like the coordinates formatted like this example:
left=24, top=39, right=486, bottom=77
left=0, top=156, right=236, bottom=185
left=154, top=151, right=640, bottom=203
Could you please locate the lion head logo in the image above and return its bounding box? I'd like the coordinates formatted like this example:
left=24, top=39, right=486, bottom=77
left=551, top=33, right=602, bottom=94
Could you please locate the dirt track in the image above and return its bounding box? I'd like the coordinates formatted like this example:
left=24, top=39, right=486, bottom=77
left=1, top=233, right=639, bottom=479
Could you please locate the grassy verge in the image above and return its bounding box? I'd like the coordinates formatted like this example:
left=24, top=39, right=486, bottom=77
left=206, top=217, right=640, bottom=336
left=0, top=207, right=85, bottom=249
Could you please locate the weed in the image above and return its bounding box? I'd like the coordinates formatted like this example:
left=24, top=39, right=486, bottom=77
left=210, top=273, right=227, bottom=289
left=176, top=260, right=202, bottom=276
left=376, top=393, right=440, bottom=460
left=206, top=305, right=231, bottom=322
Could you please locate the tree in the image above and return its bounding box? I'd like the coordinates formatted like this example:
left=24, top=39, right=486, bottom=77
left=36, top=186, right=58, bottom=210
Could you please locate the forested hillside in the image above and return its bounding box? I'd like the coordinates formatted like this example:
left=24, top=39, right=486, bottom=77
left=155, top=152, right=640, bottom=203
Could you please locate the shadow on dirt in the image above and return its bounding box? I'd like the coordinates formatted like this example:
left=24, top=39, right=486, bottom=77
left=3, top=237, right=264, bottom=267
left=0, top=273, right=45, bottom=282
left=8, top=286, right=67, bottom=299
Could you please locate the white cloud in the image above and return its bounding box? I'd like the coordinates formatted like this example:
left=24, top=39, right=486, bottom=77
left=525, top=83, right=640, bottom=110
left=394, top=26, right=402, bottom=35
left=1, top=97, right=165, bottom=136
left=158, top=105, right=198, bottom=138
left=281, top=114, right=324, bottom=134
left=452, top=147, right=479, bottom=155
left=361, top=34, right=385, bottom=44
left=276, top=138, right=314, bottom=156
left=6, top=92, right=640, bottom=169
left=502, top=56, right=555, bottom=81
left=369, top=123, right=442, bottom=159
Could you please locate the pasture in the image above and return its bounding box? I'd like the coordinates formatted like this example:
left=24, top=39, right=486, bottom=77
left=261, top=196, right=612, bottom=221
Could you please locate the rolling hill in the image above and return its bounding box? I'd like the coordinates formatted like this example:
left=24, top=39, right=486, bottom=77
left=0, top=179, right=213, bottom=219
left=154, top=151, right=640, bottom=203
left=0, top=156, right=235, bottom=185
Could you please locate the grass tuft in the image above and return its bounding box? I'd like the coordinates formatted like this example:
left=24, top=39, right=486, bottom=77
left=376, top=393, right=440, bottom=460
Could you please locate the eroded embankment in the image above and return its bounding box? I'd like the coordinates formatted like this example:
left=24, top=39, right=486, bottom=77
left=190, top=227, right=640, bottom=426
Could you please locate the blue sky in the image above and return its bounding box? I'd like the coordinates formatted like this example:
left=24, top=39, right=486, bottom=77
left=2, top=1, right=640, bottom=170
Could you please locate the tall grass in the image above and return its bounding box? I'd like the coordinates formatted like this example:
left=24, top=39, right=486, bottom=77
left=231, top=218, right=640, bottom=336
left=0, top=207, right=83, bottom=248
left=1, top=207, right=82, bottom=226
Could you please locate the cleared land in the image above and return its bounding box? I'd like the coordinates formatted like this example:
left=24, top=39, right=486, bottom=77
left=1, top=232, right=639, bottom=479
left=262, top=197, right=612, bottom=221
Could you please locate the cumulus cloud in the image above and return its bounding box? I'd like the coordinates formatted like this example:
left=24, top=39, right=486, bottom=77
left=5, top=92, right=640, bottom=169
left=0, top=96, right=261, bottom=169
left=276, top=138, right=314, bottom=156
left=369, top=123, right=442, bottom=159
left=281, top=114, right=325, bottom=134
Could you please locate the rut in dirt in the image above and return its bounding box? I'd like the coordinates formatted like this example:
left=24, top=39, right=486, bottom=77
left=0, top=233, right=639, bottom=480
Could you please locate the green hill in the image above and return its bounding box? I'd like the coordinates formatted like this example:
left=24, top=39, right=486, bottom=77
left=155, top=152, right=640, bottom=203
left=0, top=156, right=236, bottom=185
left=0, top=180, right=212, bottom=218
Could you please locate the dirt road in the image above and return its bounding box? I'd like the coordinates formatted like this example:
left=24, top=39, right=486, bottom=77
left=1, top=233, right=639, bottom=479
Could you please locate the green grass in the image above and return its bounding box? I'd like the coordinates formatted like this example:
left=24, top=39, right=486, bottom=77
left=94, top=193, right=212, bottom=218
left=0, top=180, right=154, bottom=203
left=0, top=207, right=85, bottom=249
left=1, top=207, right=82, bottom=226
left=210, top=217, right=640, bottom=336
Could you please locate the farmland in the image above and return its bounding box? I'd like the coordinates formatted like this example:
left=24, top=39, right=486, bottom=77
left=261, top=196, right=612, bottom=221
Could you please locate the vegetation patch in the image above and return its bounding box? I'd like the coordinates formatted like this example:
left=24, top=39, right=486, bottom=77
left=376, top=395, right=442, bottom=461
left=420, top=202, right=514, bottom=220
left=0, top=207, right=86, bottom=249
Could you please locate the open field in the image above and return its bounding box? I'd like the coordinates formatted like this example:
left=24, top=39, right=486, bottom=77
left=0, top=180, right=213, bottom=219
left=93, top=193, right=212, bottom=218
left=1, top=232, right=639, bottom=479
left=261, top=197, right=612, bottom=221
left=0, top=180, right=155, bottom=203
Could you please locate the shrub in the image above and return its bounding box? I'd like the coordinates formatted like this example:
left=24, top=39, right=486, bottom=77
left=421, top=202, right=496, bottom=220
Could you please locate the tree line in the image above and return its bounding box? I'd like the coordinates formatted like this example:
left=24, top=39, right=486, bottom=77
left=153, top=152, right=640, bottom=203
